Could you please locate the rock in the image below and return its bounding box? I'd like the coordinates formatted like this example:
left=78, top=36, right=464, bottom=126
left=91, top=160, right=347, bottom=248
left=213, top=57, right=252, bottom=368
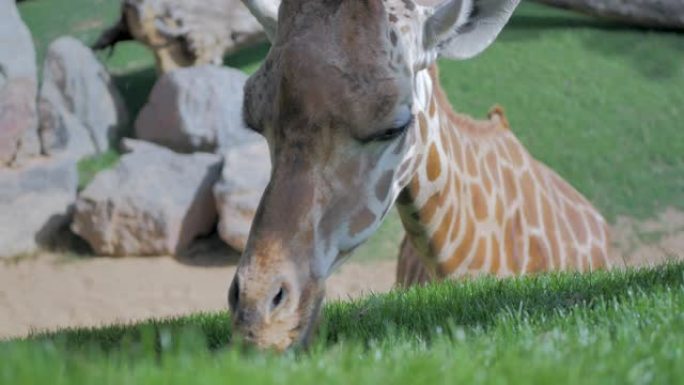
left=0, top=0, right=40, bottom=167
left=214, top=139, right=271, bottom=252
left=0, top=156, right=78, bottom=258
left=71, top=139, right=222, bottom=256
left=135, top=65, right=260, bottom=153
left=93, top=0, right=266, bottom=73
left=38, top=36, right=128, bottom=160
left=0, top=79, right=41, bottom=167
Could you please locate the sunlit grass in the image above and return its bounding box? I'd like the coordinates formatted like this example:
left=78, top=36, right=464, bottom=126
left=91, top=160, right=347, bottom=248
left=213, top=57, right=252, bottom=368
left=2, top=263, right=683, bottom=384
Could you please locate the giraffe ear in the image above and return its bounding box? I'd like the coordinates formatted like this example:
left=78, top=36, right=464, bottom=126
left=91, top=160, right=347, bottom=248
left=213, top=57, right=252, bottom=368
left=241, top=0, right=280, bottom=42
left=423, top=0, right=520, bottom=60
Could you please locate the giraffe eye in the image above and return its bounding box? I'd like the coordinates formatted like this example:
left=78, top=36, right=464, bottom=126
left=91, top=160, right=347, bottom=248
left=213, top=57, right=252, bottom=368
left=367, top=116, right=413, bottom=142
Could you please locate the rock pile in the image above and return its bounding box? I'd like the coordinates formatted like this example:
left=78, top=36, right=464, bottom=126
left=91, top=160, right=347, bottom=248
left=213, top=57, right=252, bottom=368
left=1, top=1, right=269, bottom=258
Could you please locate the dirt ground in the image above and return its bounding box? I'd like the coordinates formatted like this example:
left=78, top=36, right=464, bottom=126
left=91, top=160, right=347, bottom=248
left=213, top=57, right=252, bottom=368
left=612, top=207, right=684, bottom=267
left=0, top=249, right=397, bottom=340
left=1, top=208, right=683, bottom=341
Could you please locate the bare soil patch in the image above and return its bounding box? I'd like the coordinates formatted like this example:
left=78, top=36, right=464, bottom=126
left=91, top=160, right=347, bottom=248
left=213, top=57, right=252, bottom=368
left=612, top=207, right=684, bottom=267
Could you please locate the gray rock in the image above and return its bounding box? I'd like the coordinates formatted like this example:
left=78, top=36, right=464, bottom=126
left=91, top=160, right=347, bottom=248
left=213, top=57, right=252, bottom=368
left=214, top=139, right=271, bottom=252
left=135, top=65, right=259, bottom=153
left=38, top=36, right=128, bottom=160
left=0, top=79, right=40, bottom=167
left=0, top=156, right=78, bottom=258
left=72, top=139, right=222, bottom=256
left=0, top=0, right=36, bottom=82
left=0, top=0, right=40, bottom=167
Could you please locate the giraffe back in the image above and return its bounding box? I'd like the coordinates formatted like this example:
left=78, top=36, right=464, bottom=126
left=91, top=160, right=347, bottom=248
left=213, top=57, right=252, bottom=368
left=397, top=66, right=612, bottom=279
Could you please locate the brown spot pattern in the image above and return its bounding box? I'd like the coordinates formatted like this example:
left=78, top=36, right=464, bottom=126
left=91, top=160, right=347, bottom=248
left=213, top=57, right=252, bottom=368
left=418, top=112, right=428, bottom=143
left=465, top=145, right=478, bottom=177
left=375, top=171, right=394, bottom=201
left=506, top=141, right=524, bottom=167
left=565, top=204, right=587, bottom=245
left=431, top=206, right=453, bottom=255
left=349, top=207, right=376, bottom=237
left=426, top=142, right=441, bottom=181
left=439, top=217, right=475, bottom=276
left=591, top=245, right=605, bottom=270
left=420, top=192, right=441, bottom=224
left=520, top=173, right=539, bottom=227
left=490, top=237, right=501, bottom=274
left=468, top=237, right=487, bottom=270
left=470, top=183, right=488, bottom=221
left=527, top=236, right=548, bottom=272
left=502, top=166, right=517, bottom=203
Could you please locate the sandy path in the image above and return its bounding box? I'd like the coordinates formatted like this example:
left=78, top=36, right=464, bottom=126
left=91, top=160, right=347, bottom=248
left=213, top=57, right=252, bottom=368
left=0, top=253, right=396, bottom=340
left=1, top=208, right=682, bottom=341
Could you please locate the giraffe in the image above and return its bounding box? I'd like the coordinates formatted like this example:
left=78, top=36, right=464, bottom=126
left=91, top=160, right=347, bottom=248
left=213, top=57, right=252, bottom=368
left=228, top=0, right=612, bottom=351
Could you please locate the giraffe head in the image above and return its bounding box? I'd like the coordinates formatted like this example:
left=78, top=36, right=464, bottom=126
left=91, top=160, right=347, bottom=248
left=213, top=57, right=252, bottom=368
left=229, top=0, right=520, bottom=351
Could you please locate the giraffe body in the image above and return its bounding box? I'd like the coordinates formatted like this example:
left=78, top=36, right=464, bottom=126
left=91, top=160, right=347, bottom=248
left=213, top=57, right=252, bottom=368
left=229, top=0, right=611, bottom=351
left=395, top=66, right=611, bottom=284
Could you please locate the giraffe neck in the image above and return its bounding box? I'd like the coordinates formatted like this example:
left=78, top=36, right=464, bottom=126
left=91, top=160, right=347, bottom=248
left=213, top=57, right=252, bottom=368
left=396, top=65, right=613, bottom=278
left=396, top=64, right=477, bottom=276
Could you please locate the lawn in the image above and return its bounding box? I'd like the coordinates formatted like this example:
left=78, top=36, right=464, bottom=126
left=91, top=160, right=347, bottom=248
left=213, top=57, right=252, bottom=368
left=2, top=262, right=683, bottom=383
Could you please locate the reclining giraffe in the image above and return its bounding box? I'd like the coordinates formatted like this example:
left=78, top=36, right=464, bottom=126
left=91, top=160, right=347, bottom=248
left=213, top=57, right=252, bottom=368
left=228, top=0, right=612, bottom=351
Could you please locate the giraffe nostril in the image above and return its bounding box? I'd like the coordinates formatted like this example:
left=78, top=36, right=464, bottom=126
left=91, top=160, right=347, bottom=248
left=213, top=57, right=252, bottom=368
left=271, top=285, right=286, bottom=310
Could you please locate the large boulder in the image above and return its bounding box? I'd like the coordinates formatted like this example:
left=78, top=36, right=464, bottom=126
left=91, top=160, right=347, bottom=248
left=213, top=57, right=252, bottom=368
left=135, top=66, right=260, bottom=153
left=214, top=139, right=270, bottom=252
left=0, top=156, right=78, bottom=258
left=38, top=36, right=128, bottom=160
left=93, top=0, right=266, bottom=73
left=0, top=0, right=40, bottom=167
left=71, top=139, right=222, bottom=256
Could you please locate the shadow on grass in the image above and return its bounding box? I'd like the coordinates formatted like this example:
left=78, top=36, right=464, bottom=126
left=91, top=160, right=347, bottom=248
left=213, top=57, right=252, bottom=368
left=112, top=66, right=158, bottom=138
left=224, top=42, right=271, bottom=73
left=502, top=8, right=684, bottom=81
left=26, top=262, right=684, bottom=354
left=175, top=233, right=241, bottom=268
left=581, top=30, right=684, bottom=81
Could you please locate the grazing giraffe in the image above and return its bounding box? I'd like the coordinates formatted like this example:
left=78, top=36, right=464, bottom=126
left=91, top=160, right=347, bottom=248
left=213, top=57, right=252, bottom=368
left=229, top=0, right=612, bottom=351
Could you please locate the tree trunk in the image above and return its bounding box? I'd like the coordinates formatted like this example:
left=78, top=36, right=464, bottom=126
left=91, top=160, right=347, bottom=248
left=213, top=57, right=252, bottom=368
left=529, top=0, right=684, bottom=30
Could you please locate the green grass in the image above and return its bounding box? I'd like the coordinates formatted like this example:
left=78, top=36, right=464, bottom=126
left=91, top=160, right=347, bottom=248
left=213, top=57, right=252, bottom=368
left=2, top=263, right=683, bottom=383
left=440, top=5, right=684, bottom=221
left=17, top=2, right=684, bottom=262
left=76, top=150, right=120, bottom=190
